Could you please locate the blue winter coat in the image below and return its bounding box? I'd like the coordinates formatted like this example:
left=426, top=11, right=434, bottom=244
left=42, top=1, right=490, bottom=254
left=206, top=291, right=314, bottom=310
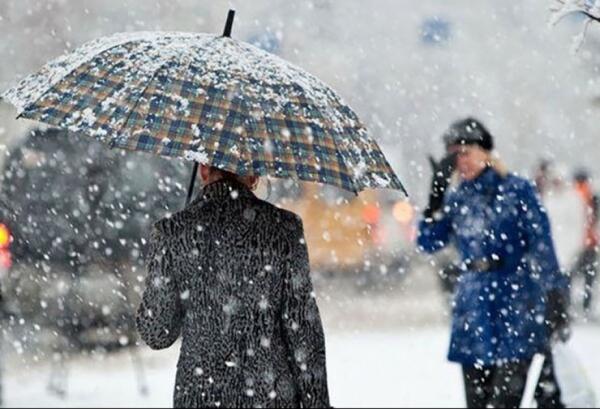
left=418, top=167, right=569, bottom=366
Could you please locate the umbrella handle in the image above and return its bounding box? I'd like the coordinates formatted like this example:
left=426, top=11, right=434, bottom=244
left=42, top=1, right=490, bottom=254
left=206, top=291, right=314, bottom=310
left=223, top=10, right=235, bottom=37
left=185, top=162, right=199, bottom=207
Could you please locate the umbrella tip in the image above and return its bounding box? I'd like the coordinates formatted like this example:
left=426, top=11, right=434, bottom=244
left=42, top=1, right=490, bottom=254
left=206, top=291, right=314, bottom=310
left=222, top=9, right=236, bottom=37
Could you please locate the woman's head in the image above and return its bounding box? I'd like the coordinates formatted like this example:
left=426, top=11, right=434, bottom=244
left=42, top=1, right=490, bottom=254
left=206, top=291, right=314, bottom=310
left=447, top=144, right=491, bottom=181
left=442, top=117, right=497, bottom=181
left=199, top=164, right=259, bottom=190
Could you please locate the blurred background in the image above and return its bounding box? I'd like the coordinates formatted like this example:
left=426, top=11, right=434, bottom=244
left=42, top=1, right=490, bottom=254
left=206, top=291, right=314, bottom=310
left=0, top=0, right=599, bottom=407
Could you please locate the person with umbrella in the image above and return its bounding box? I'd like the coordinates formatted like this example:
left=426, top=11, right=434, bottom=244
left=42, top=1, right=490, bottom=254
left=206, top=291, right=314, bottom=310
left=136, top=163, right=330, bottom=408
left=417, top=117, right=570, bottom=408
left=1, top=10, right=405, bottom=408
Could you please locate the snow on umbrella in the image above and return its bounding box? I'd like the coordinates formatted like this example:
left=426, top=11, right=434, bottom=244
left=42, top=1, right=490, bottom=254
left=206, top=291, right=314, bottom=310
left=1, top=10, right=406, bottom=203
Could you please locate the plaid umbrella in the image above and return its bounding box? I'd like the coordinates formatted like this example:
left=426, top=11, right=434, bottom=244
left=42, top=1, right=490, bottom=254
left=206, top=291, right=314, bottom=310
left=2, top=11, right=406, bottom=201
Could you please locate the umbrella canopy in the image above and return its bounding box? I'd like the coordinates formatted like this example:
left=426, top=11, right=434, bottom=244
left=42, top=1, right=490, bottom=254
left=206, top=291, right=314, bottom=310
left=2, top=15, right=405, bottom=196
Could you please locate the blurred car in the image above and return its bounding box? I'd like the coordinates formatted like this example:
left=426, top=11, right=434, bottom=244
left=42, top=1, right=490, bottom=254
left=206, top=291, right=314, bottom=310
left=0, top=128, right=188, bottom=349
left=270, top=180, right=416, bottom=284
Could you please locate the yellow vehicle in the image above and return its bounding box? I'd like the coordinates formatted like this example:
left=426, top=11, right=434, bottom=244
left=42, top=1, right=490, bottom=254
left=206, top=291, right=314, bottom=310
left=270, top=181, right=416, bottom=276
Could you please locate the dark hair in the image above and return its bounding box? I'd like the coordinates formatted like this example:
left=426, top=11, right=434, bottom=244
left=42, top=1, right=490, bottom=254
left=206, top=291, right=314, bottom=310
left=209, top=166, right=257, bottom=189
left=443, top=117, right=494, bottom=151
left=573, top=168, right=590, bottom=183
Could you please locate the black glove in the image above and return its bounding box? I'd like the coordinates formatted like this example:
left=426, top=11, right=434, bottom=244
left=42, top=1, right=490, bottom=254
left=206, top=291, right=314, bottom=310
left=424, top=153, right=457, bottom=218
left=546, top=289, right=571, bottom=343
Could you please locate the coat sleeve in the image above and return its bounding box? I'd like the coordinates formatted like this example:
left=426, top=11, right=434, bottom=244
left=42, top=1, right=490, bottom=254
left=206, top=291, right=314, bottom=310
left=519, top=181, right=570, bottom=292
left=417, top=211, right=453, bottom=254
left=136, top=227, right=184, bottom=350
left=281, top=216, right=330, bottom=408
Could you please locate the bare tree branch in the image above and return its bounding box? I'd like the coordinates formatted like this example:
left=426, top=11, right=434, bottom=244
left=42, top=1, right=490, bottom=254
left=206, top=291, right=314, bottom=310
left=551, top=0, right=600, bottom=24
left=551, top=0, right=600, bottom=50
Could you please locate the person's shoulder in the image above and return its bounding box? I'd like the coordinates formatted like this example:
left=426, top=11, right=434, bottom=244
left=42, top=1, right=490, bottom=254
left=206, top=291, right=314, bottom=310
left=152, top=214, right=180, bottom=237
left=152, top=205, right=200, bottom=236
left=504, top=172, right=530, bottom=186
left=277, top=206, right=304, bottom=232
left=251, top=197, right=303, bottom=232
left=502, top=173, right=537, bottom=196
left=154, top=192, right=228, bottom=235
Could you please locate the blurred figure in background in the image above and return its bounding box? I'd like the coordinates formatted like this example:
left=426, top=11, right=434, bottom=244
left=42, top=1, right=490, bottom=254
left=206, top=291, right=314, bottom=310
left=417, top=117, right=570, bottom=408
left=572, top=169, right=599, bottom=317
left=533, top=159, right=553, bottom=198
left=532, top=161, right=599, bottom=318
left=532, top=160, right=583, bottom=278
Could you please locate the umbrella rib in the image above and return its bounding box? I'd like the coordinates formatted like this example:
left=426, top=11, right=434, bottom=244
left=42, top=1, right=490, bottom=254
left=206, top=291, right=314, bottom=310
left=17, top=36, right=153, bottom=116
left=112, top=55, right=185, bottom=149
left=234, top=77, right=360, bottom=193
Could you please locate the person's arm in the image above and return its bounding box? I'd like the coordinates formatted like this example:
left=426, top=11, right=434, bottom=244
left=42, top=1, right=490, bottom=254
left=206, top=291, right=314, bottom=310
left=281, top=216, right=330, bottom=408
left=136, top=227, right=183, bottom=349
left=417, top=153, right=456, bottom=254
left=417, top=214, right=453, bottom=254
left=519, top=181, right=570, bottom=339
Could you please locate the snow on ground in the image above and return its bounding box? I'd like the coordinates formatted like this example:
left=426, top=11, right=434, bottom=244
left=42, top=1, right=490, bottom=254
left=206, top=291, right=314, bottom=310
left=2, top=269, right=598, bottom=407
left=3, top=324, right=599, bottom=408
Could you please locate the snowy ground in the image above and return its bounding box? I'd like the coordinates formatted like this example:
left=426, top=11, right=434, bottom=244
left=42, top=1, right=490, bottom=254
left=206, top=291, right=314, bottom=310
left=2, top=269, right=599, bottom=407
left=3, top=324, right=599, bottom=408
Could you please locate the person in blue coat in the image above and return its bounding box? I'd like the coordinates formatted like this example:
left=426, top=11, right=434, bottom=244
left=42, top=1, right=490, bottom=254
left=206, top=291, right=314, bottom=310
left=418, top=118, right=570, bottom=408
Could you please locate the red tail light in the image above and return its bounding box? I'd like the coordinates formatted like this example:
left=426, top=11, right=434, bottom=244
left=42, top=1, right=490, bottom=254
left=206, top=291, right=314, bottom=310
left=362, top=204, right=381, bottom=225
left=0, top=223, right=10, bottom=249
left=0, top=223, right=11, bottom=269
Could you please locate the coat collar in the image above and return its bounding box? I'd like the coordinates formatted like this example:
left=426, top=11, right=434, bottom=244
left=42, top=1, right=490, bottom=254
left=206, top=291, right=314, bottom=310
left=194, top=178, right=256, bottom=204
left=460, top=166, right=499, bottom=191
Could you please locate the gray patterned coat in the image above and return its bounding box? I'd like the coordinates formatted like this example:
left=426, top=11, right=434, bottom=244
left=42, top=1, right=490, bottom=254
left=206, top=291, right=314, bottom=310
left=136, top=178, right=330, bottom=408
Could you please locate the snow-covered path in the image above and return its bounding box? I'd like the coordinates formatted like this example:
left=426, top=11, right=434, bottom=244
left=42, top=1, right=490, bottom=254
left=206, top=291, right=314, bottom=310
left=4, top=324, right=599, bottom=408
